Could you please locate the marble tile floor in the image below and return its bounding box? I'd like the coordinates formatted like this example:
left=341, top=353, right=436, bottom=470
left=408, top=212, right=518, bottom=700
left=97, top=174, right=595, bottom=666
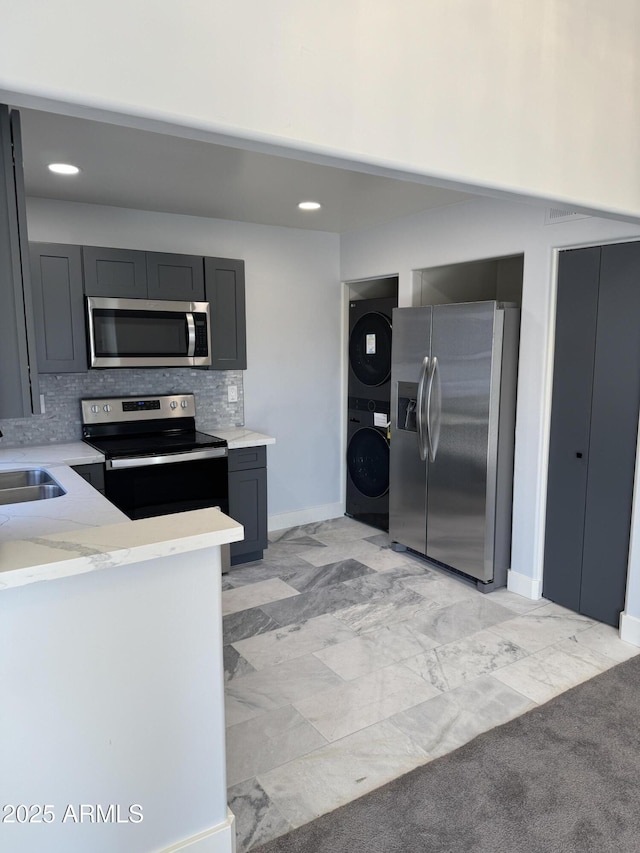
left=223, top=516, right=640, bottom=852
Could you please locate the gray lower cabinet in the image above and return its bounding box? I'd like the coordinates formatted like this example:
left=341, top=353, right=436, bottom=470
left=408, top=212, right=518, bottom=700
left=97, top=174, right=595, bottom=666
left=544, top=241, right=640, bottom=627
left=30, top=243, right=87, bottom=373
left=227, top=446, right=268, bottom=565
left=0, top=105, right=40, bottom=417
left=205, top=258, right=247, bottom=370
left=71, top=462, right=106, bottom=494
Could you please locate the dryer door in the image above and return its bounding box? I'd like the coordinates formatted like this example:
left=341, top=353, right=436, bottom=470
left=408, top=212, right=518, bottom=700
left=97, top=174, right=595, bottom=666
left=347, top=427, right=390, bottom=498
left=349, top=312, right=392, bottom=388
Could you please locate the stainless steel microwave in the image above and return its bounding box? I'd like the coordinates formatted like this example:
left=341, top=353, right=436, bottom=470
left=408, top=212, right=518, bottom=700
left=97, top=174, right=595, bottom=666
left=87, top=297, right=212, bottom=368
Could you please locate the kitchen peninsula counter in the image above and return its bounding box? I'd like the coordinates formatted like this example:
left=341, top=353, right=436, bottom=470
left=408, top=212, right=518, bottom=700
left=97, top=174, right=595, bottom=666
left=0, top=440, right=244, bottom=585
left=1, top=513, right=238, bottom=853
left=0, top=431, right=242, bottom=853
left=0, top=506, right=243, bottom=590
left=0, top=428, right=274, bottom=545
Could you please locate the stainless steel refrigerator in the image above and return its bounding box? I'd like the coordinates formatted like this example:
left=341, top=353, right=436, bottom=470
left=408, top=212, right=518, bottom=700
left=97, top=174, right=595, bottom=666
left=389, top=301, right=519, bottom=589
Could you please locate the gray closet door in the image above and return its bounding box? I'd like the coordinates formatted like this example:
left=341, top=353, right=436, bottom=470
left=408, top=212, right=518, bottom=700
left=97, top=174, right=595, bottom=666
left=543, top=248, right=600, bottom=613
left=580, top=242, right=640, bottom=625
left=544, top=242, right=640, bottom=627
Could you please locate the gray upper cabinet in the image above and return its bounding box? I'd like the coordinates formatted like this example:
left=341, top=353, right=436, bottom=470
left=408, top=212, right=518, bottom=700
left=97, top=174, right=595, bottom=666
left=30, top=243, right=87, bottom=373
left=14, top=239, right=248, bottom=379
left=83, top=246, right=207, bottom=302
left=147, top=253, right=204, bottom=301
left=205, top=257, right=247, bottom=370
left=0, top=105, right=40, bottom=417
left=82, top=246, right=148, bottom=298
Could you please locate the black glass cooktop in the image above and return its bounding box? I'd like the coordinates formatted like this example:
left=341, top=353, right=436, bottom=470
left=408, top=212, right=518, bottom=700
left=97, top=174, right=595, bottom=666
left=84, top=430, right=226, bottom=460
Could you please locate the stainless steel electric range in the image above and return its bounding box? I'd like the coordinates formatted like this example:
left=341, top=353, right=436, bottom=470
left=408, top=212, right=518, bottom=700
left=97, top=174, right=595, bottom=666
left=81, top=393, right=228, bottom=522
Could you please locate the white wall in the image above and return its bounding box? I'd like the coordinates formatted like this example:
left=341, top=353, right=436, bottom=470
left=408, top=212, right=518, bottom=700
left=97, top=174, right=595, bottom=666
left=26, top=198, right=342, bottom=525
left=341, top=196, right=640, bottom=622
left=2, top=1, right=640, bottom=219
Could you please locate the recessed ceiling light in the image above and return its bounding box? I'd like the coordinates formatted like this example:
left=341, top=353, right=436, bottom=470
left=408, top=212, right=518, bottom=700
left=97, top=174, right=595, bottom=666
left=298, top=201, right=321, bottom=211
left=48, top=163, right=80, bottom=175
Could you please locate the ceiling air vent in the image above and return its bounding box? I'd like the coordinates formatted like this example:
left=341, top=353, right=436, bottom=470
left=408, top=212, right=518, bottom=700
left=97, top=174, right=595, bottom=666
left=544, top=207, right=590, bottom=225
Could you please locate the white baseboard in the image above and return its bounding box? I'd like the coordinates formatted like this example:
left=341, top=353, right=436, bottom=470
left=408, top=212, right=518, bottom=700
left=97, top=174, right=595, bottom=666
left=507, top=568, right=543, bottom=600
left=161, top=810, right=236, bottom=853
left=619, top=612, right=640, bottom=647
left=268, top=502, right=344, bottom=533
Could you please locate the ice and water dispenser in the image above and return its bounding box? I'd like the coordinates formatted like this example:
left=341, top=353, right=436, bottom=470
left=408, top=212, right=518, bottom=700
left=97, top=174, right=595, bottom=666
left=396, top=381, right=419, bottom=433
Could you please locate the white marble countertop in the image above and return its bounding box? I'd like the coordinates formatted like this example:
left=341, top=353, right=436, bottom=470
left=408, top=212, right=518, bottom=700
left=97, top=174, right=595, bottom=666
left=0, top=507, right=243, bottom=590
left=0, top=428, right=275, bottom=462
left=0, top=441, right=104, bottom=467
left=0, top=462, right=128, bottom=542
left=207, top=428, right=275, bottom=449
left=0, top=429, right=270, bottom=583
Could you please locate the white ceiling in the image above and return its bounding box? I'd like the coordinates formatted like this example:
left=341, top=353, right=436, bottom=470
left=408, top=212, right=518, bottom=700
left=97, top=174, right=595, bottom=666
left=18, top=108, right=477, bottom=233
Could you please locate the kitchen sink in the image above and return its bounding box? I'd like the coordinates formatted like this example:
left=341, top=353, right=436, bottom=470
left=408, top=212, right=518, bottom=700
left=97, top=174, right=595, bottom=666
left=0, top=468, right=61, bottom=489
left=0, top=469, right=66, bottom=505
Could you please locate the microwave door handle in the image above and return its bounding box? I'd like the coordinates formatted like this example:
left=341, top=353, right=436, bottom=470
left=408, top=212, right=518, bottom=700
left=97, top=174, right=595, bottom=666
left=186, top=313, right=196, bottom=357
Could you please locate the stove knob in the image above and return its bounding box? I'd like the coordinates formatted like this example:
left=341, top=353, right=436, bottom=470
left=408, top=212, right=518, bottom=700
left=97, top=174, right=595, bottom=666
left=91, top=405, right=100, bottom=414
left=170, top=401, right=178, bottom=410
left=103, top=404, right=112, bottom=413
left=181, top=400, right=188, bottom=409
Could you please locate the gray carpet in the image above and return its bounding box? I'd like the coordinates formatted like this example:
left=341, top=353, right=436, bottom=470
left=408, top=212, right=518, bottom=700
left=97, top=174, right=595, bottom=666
left=254, top=654, right=640, bottom=853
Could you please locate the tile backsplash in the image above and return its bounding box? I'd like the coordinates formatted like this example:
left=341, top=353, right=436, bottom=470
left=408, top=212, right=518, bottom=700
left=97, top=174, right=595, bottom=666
left=0, top=369, right=244, bottom=446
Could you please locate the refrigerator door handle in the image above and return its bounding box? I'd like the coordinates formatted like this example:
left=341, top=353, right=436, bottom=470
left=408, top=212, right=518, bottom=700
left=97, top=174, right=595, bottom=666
left=416, top=355, right=430, bottom=461
left=426, top=356, right=442, bottom=462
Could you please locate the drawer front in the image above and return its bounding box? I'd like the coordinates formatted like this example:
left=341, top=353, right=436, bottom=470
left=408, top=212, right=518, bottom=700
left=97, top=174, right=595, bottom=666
left=227, top=446, right=267, bottom=472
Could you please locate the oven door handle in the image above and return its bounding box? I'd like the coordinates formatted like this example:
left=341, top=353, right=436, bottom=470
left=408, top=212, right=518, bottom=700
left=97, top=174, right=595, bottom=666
left=106, top=447, right=228, bottom=470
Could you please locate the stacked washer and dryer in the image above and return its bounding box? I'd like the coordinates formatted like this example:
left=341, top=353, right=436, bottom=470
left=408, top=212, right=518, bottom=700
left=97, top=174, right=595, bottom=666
left=346, top=296, right=396, bottom=531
